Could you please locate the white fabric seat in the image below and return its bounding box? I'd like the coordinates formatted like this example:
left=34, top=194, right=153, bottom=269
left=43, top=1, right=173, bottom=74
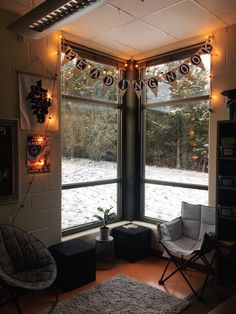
left=158, top=201, right=216, bottom=299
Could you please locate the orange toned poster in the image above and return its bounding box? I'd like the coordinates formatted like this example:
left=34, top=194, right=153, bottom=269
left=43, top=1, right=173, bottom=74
left=27, top=135, right=50, bottom=173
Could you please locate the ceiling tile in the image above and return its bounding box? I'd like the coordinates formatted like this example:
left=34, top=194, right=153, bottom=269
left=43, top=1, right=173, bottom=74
left=61, top=24, right=99, bottom=40
left=104, top=20, right=177, bottom=51
left=196, top=0, right=236, bottom=25
left=142, top=0, right=226, bottom=39
left=91, top=34, right=139, bottom=57
left=69, top=3, right=135, bottom=34
left=109, top=0, right=182, bottom=18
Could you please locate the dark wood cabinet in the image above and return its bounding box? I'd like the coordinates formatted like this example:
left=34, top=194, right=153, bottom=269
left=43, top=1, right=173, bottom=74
left=216, top=120, right=236, bottom=288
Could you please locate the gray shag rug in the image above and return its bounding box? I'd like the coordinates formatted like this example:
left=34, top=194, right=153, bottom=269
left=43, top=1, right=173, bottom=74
left=40, top=274, right=190, bottom=313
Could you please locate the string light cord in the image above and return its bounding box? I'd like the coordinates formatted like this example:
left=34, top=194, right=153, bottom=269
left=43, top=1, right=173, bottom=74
left=12, top=175, right=35, bottom=224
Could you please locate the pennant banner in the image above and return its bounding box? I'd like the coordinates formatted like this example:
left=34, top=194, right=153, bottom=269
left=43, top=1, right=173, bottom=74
left=118, top=79, right=129, bottom=97
left=134, top=80, right=144, bottom=98
left=61, top=39, right=213, bottom=99
left=147, top=78, right=158, bottom=97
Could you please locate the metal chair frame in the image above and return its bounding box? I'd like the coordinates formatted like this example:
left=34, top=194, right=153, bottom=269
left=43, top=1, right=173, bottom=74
left=159, top=241, right=216, bottom=299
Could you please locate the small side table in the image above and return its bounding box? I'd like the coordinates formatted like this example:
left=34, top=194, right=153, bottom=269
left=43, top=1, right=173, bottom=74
left=112, top=223, right=151, bottom=262
left=95, top=235, right=115, bottom=270
left=49, top=238, right=96, bottom=291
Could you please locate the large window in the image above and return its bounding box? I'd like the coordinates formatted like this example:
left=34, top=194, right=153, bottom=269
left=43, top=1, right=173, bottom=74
left=143, top=51, right=211, bottom=221
left=61, top=48, right=121, bottom=231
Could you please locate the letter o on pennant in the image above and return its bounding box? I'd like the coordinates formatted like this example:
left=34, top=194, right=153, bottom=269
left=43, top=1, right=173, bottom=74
left=166, top=71, right=176, bottom=82
left=134, top=80, right=144, bottom=91
left=148, top=78, right=158, bottom=89
left=191, top=55, right=201, bottom=65
left=89, top=68, right=100, bottom=80
left=201, top=44, right=212, bottom=54
left=103, top=75, right=114, bottom=86
left=179, top=64, right=190, bottom=75
left=118, top=79, right=128, bottom=90
left=76, top=58, right=87, bottom=70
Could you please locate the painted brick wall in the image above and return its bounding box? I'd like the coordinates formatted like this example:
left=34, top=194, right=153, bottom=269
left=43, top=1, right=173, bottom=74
left=0, top=8, right=61, bottom=245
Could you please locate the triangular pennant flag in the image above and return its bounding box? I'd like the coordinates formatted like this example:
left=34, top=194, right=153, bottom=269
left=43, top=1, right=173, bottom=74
left=134, top=80, right=144, bottom=98
left=87, top=68, right=100, bottom=85
left=147, top=77, right=158, bottom=98
left=200, top=43, right=213, bottom=55
left=74, top=58, right=87, bottom=73
left=61, top=46, right=77, bottom=66
left=179, top=64, right=190, bottom=76
left=166, top=71, right=177, bottom=83
left=118, top=79, right=129, bottom=98
left=102, top=75, right=114, bottom=94
left=191, top=55, right=205, bottom=70
left=170, top=80, right=178, bottom=89
left=210, top=47, right=220, bottom=57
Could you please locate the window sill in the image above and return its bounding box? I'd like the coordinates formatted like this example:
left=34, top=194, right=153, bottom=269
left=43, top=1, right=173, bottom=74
left=62, top=220, right=160, bottom=250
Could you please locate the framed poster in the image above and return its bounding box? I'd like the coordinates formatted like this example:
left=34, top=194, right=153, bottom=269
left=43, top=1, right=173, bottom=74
left=27, top=134, right=50, bottom=173
left=0, top=119, right=18, bottom=200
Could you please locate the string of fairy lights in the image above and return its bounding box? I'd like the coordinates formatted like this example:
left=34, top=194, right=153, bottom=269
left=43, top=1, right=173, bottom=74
left=12, top=38, right=59, bottom=224
left=60, top=34, right=218, bottom=99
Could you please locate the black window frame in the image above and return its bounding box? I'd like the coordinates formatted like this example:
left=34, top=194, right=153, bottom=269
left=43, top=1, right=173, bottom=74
left=140, top=43, right=210, bottom=223
left=61, top=41, right=125, bottom=235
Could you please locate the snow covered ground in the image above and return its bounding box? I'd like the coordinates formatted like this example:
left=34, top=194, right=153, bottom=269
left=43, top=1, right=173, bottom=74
left=62, top=158, right=208, bottom=229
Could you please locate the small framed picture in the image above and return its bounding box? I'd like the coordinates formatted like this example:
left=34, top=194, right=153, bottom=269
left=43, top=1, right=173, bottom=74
left=26, top=134, right=51, bottom=173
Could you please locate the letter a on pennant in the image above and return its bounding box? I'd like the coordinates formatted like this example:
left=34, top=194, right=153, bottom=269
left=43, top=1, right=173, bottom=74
left=87, top=68, right=100, bottom=85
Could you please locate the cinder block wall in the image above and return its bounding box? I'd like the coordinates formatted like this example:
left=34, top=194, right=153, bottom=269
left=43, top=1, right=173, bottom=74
left=0, top=9, right=61, bottom=245
left=0, top=6, right=235, bottom=246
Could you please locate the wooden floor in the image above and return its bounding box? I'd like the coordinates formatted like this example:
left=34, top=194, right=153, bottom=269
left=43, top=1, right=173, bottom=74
left=0, top=255, right=206, bottom=314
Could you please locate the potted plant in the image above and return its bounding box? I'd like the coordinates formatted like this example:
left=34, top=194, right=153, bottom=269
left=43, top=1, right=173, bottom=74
left=93, top=206, right=116, bottom=240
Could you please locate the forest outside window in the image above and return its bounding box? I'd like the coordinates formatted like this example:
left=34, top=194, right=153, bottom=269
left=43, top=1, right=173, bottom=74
left=61, top=50, right=121, bottom=232
left=143, top=51, right=211, bottom=221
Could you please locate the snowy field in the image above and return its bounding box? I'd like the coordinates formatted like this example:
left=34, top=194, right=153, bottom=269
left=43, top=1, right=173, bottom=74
left=62, top=158, right=208, bottom=229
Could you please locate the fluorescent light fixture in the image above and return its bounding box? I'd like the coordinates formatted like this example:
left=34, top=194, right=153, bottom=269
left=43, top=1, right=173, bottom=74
left=7, top=0, right=108, bottom=38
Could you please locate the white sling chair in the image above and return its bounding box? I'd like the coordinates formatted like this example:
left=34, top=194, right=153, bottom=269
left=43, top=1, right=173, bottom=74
left=158, top=201, right=216, bottom=299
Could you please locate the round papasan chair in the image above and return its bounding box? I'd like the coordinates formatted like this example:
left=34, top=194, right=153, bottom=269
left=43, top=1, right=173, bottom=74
left=0, top=224, right=57, bottom=313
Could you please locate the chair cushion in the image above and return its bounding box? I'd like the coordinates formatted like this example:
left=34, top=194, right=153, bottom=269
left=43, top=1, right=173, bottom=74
left=181, top=202, right=201, bottom=240
left=199, top=205, right=215, bottom=241
left=162, top=236, right=201, bottom=256
left=10, top=264, right=56, bottom=290
left=158, top=218, right=182, bottom=241
left=0, top=224, right=57, bottom=290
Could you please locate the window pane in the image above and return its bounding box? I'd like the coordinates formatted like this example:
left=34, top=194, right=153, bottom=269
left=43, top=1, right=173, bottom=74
left=62, top=184, right=117, bottom=229
left=145, top=54, right=210, bottom=103
left=145, top=101, right=209, bottom=185
left=62, top=100, right=118, bottom=183
left=145, top=183, right=208, bottom=221
left=61, top=57, right=119, bottom=103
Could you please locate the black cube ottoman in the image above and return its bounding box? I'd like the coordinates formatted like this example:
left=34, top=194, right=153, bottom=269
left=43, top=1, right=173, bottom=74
left=49, top=238, right=96, bottom=291
left=112, top=224, right=151, bottom=262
